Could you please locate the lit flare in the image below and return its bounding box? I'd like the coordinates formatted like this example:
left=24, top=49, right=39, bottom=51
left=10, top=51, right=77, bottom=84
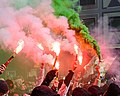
left=78, top=54, right=83, bottom=65
left=14, top=39, right=24, bottom=54
left=4, top=39, right=24, bottom=67
left=74, top=44, right=83, bottom=65
left=37, top=43, right=44, bottom=50
left=55, top=61, right=59, bottom=70
left=74, top=44, right=78, bottom=54
left=52, top=41, right=60, bottom=56
left=52, top=41, right=60, bottom=69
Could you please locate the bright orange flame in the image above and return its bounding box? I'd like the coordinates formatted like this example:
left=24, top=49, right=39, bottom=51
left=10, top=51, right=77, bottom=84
left=14, top=39, right=24, bottom=54
left=74, top=44, right=78, bottom=54
left=37, top=43, right=44, bottom=50
left=55, top=61, right=59, bottom=70
left=52, top=41, right=60, bottom=56
left=63, top=77, right=65, bottom=80
left=84, top=65, right=87, bottom=70
left=78, top=55, right=83, bottom=65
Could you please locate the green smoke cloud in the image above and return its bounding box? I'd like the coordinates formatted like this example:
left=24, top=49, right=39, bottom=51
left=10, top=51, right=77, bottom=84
left=11, top=0, right=42, bottom=9
left=52, top=0, right=101, bottom=60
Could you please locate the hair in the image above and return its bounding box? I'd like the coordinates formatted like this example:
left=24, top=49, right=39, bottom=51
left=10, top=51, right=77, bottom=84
left=72, top=87, right=91, bottom=96
left=0, top=80, right=9, bottom=94
left=104, top=83, right=120, bottom=96
left=88, top=85, right=103, bottom=96
left=6, top=79, right=14, bottom=89
left=31, top=85, right=58, bottom=96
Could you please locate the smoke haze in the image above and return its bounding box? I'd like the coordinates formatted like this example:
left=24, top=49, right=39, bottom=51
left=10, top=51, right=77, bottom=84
left=0, top=0, right=81, bottom=66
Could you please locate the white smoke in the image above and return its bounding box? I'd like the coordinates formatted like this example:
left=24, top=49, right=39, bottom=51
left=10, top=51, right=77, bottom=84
left=90, top=17, right=120, bottom=82
left=0, top=0, right=82, bottom=66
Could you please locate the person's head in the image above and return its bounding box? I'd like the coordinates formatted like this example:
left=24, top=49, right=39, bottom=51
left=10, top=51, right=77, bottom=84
left=5, top=79, right=14, bottom=89
left=72, top=87, right=91, bottom=96
left=104, top=83, right=120, bottom=96
left=88, top=85, right=103, bottom=96
left=31, top=85, right=59, bottom=96
left=13, top=93, right=19, bottom=96
left=0, top=80, right=9, bottom=96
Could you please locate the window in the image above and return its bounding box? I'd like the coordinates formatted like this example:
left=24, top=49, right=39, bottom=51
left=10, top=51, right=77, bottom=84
left=108, top=0, right=120, bottom=7
left=103, top=13, right=120, bottom=45
left=80, top=0, right=97, bottom=10
left=83, top=18, right=95, bottom=28
left=103, top=0, right=120, bottom=8
left=83, top=18, right=96, bottom=33
left=109, top=16, right=120, bottom=31
left=108, top=16, right=120, bottom=44
left=80, top=0, right=95, bottom=6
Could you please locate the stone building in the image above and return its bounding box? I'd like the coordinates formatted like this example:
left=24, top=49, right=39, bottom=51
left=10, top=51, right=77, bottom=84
left=79, top=0, right=120, bottom=51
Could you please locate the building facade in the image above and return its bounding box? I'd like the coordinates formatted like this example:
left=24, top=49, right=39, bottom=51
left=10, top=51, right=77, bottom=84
left=79, top=0, right=120, bottom=54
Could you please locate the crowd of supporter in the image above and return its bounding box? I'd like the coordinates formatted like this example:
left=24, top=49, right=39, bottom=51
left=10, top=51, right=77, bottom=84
left=0, top=68, right=120, bottom=96
left=0, top=57, right=120, bottom=96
